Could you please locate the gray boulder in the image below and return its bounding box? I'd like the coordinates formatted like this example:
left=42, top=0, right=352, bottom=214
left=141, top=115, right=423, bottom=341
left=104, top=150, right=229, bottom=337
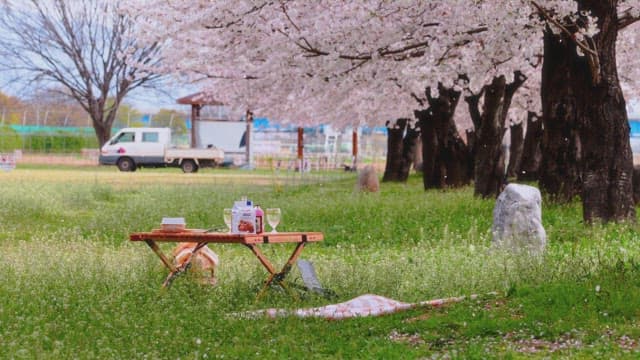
left=492, top=183, right=546, bottom=255
left=357, top=165, right=379, bottom=192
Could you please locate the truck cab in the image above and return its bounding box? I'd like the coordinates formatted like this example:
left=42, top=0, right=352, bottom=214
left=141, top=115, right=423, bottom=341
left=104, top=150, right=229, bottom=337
left=99, top=127, right=224, bottom=173
left=99, top=128, right=171, bottom=171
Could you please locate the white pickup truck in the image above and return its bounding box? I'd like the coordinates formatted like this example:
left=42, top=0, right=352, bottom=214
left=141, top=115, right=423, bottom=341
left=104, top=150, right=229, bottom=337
left=99, top=127, right=224, bottom=173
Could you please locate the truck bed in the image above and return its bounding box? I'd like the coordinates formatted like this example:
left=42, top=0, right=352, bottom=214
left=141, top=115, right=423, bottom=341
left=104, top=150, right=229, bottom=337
left=165, top=147, right=224, bottom=162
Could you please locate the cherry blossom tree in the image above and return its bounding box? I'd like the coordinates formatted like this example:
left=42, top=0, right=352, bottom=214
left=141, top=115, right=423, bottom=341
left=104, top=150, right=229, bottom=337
left=124, top=2, right=525, bottom=122
left=126, top=1, right=541, bottom=195
left=125, top=0, right=640, bottom=222
left=533, top=1, right=640, bottom=222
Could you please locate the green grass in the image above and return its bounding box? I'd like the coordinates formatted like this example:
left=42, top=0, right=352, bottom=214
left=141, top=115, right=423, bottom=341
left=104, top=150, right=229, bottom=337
left=2, top=168, right=640, bottom=358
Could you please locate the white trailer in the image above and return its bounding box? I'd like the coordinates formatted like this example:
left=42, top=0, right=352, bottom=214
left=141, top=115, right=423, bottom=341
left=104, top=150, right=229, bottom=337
left=99, top=127, right=224, bottom=173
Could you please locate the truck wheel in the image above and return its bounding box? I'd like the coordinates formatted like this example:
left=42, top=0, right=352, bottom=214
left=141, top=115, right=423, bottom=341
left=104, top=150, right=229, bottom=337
left=117, top=157, right=136, bottom=172
left=181, top=159, right=198, bottom=173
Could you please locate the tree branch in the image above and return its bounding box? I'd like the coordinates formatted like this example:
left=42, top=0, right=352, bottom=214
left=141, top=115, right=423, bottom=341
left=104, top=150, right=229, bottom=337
left=0, top=0, right=164, bottom=145
left=530, top=1, right=597, bottom=57
left=618, top=7, right=640, bottom=30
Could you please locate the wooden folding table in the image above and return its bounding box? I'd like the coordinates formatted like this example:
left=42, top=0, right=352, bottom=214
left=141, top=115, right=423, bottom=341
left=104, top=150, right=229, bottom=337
left=129, top=230, right=323, bottom=300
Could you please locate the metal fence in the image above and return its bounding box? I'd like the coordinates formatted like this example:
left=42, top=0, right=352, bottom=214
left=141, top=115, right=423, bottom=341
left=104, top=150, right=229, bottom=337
left=0, top=124, right=388, bottom=172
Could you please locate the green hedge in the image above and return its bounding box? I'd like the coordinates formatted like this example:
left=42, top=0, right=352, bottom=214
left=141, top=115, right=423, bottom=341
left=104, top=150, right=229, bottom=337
left=22, top=133, right=98, bottom=153
left=0, top=126, right=23, bottom=152
left=0, top=127, right=98, bottom=153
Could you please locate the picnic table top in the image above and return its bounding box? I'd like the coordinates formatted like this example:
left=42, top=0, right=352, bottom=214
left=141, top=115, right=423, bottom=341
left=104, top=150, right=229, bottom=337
left=129, top=229, right=323, bottom=245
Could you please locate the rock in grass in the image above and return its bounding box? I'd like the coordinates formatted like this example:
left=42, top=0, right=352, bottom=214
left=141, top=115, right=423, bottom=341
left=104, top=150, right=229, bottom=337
left=357, top=165, right=379, bottom=192
left=492, top=183, right=546, bottom=255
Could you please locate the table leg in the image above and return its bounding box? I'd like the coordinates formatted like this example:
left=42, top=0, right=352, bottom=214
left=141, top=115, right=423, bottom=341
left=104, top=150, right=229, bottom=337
left=246, top=242, right=307, bottom=300
left=144, top=239, right=209, bottom=289
left=144, top=239, right=176, bottom=272
left=162, top=241, right=209, bottom=288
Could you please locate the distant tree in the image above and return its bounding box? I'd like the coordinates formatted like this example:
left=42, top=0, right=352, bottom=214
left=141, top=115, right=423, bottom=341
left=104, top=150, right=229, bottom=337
left=113, top=103, right=142, bottom=129
left=23, top=89, right=93, bottom=127
left=0, top=0, right=163, bottom=146
left=151, top=109, right=188, bottom=135
left=0, top=91, right=24, bottom=125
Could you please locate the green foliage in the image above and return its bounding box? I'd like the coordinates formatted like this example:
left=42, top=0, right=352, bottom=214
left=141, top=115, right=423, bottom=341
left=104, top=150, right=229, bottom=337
left=112, top=102, right=142, bottom=129
left=0, top=125, right=22, bottom=151
left=2, top=168, right=640, bottom=358
left=151, top=108, right=188, bottom=135
left=0, top=91, right=24, bottom=125
left=21, top=132, right=98, bottom=153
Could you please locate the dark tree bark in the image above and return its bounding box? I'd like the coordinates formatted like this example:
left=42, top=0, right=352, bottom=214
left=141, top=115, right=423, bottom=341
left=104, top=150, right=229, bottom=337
left=416, top=108, right=440, bottom=188
left=537, top=0, right=635, bottom=222
left=518, top=112, right=543, bottom=181
left=444, top=124, right=474, bottom=187
left=465, top=129, right=476, bottom=180
left=398, top=123, right=421, bottom=181
left=413, top=134, right=423, bottom=172
left=540, top=29, right=582, bottom=202
left=415, top=83, right=472, bottom=190
left=466, top=72, right=527, bottom=198
left=382, top=118, right=409, bottom=182
left=507, top=121, right=524, bottom=178
left=633, top=166, right=640, bottom=205
left=575, top=0, right=635, bottom=222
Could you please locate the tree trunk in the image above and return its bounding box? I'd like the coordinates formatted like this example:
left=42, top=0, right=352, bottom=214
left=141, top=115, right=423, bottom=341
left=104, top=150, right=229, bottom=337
left=415, top=83, right=471, bottom=190
left=518, top=112, right=543, bottom=181
left=466, top=129, right=476, bottom=180
left=88, top=96, right=121, bottom=148
left=413, top=134, right=423, bottom=172
left=466, top=73, right=526, bottom=198
left=89, top=100, right=112, bottom=148
left=93, top=119, right=111, bottom=148
left=472, top=76, right=507, bottom=197
left=573, top=0, right=635, bottom=223
left=507, top=122, right=524, bottom=178
left=540, top=0, right=636, bottom=222
left=382, top=119, right=409, bottom=182
left=399, top=123, right=420, bottom=181
left=540, top=29, right=582, bottom=202
left=416, top=109, right=439, bottom=188
left=633, top=166, right=640, bottom=205
left=444, top=124, right=474, bottom=187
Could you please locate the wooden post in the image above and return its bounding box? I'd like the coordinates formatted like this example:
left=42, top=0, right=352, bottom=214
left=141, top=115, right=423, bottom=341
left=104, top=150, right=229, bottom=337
left=246, top=110, right=253, bottom=168
left=297, top=127, right=304, bottom=172
left=190, top=104, right=201, bottom=148
left=297, top=127, right=304, bottom=160
left=352, top=128, right=358, bottom=170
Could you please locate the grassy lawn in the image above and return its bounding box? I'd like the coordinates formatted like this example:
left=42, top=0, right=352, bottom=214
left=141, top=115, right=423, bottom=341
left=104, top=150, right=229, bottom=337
left=2, top=166, right=640, bottom=358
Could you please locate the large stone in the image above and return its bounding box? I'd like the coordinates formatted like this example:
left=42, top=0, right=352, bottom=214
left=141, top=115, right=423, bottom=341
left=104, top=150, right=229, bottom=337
left=357, top=165, right=380, bottom=192
left=491, top=183, right=546, bottom=255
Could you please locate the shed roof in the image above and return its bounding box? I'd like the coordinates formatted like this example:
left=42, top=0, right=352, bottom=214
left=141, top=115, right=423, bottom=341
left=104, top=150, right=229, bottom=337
left=176, top=92, right=225, bottom=106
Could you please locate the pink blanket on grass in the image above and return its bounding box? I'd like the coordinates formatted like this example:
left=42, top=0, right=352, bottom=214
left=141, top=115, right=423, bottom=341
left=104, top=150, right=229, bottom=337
left=237, top=293, right=488, bottom=320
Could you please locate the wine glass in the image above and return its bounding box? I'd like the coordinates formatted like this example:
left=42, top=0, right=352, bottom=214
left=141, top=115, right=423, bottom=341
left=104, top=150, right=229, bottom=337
left=266, top=208, right=281, bottom=233
left=223, top=208, right=233, bottom=233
